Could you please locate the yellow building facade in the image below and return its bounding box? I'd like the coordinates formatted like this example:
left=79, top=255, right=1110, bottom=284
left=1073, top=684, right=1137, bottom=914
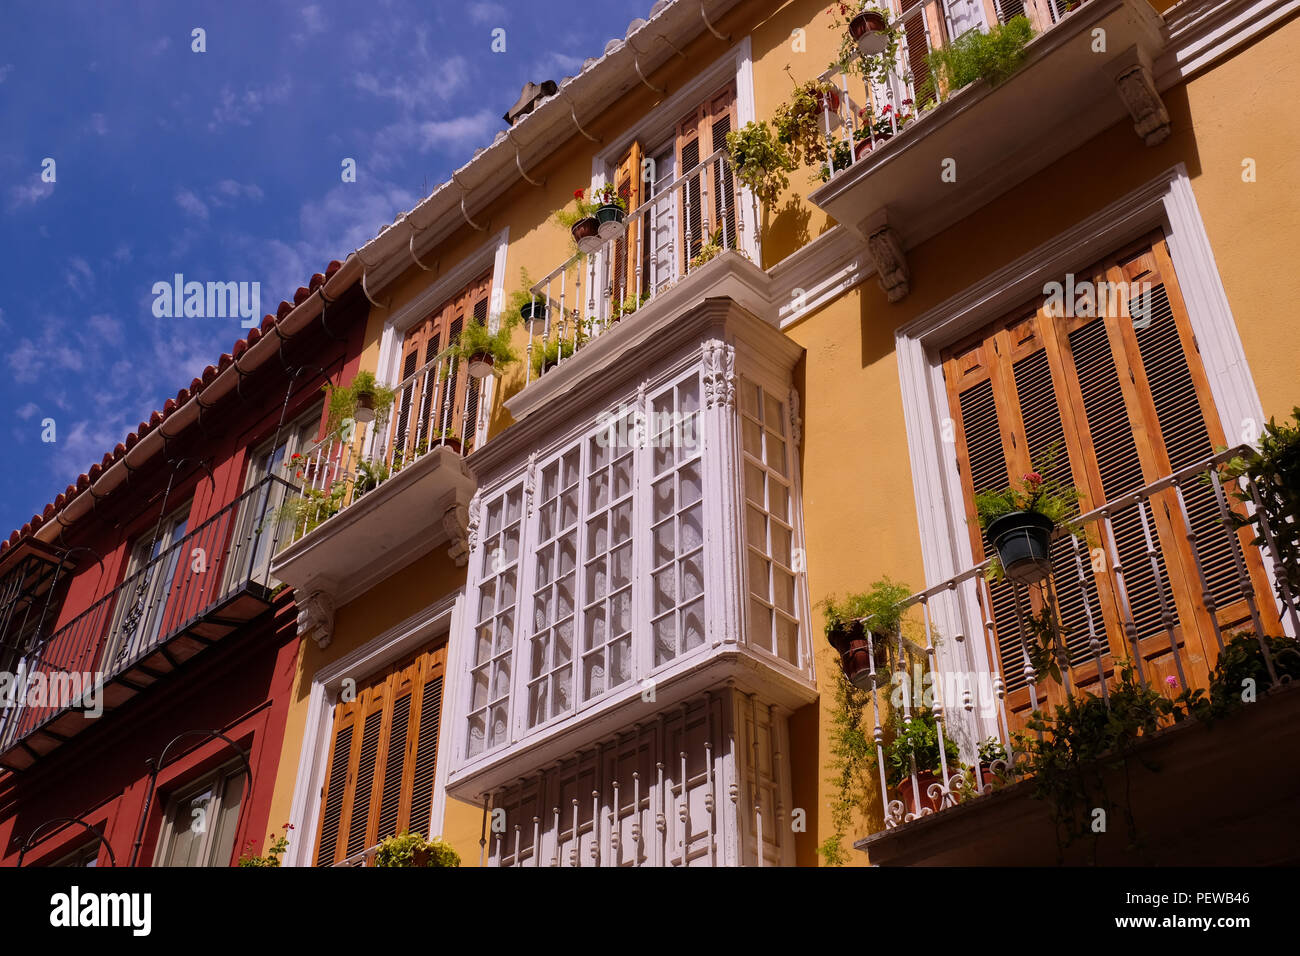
left=261, top=0, right=1300, bottom=866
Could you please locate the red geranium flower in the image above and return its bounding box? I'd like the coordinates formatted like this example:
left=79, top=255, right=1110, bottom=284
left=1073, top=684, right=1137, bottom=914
left=573, top=188, right=585, bottom=200
left=1024, top=471, right=1043, bottom=485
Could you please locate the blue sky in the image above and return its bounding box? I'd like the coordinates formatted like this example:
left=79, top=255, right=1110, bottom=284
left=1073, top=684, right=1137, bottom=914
left=0, top=0, right=654, bottom=538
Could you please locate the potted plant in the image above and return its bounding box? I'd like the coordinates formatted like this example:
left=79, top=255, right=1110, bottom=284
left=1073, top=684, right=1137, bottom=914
left=820, top=580, right=909, bottom=689
left=689, top=226, right=726, bottom=269
left=554, top=187, right=604, bottom=254
left=977, top=736, right=1010, bottom=786
left=853, top=100, right=914, bottom=159
left=846, top=4, right=891, bottom=56
left=323, top=372, right=395, bottom=437
left=773, top=78, right=842, bottom=167
left=372, top=831, right=461, bottom=867
left=352, top=459, right=389, bottom=498
left=610, top=290, right=648, bottom=322
left=452, top=313, right=520, bottom=380
left=881, top=707, right=961, bottom=817
left=531, top=332, right=583, bottom=377
left=499, top=268, right=548, bottom=335
left=236, top=823, right=293, bottom=867
left=924, top=15, right=1033, bottom=94
left=817, top=139, right=853, bottom=182
left=974, top=444, right=1079, bottom=583
left=430, top=427, right=462, bottom=455
left=592, top=182, right=628, bottom=239
left=725, top=120, right=794, bottom=206
left=830, top=2, right=903, bottom=85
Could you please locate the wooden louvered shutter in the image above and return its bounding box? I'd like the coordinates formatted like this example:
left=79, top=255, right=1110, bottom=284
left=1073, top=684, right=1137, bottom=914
left=611, top=141, right=643, bottom=307
left=314, top=643, right=448, bottom=865
left=945, top=231, right=1280, bottom=721
left=674, top=85, right=737, bottom=269
left=902, top=0, right=944, bottom=103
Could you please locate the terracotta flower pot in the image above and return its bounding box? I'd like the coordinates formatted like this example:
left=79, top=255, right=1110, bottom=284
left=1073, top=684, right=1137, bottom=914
left=826, top=619, right=886, bottom=690
left=434, top=437, right=462, bottom=455
left=895, top=770, right=941, bottom=818
left=849, top=11, right=890, bottom=56
left=467, top=352, right=494, bottom=380
left=985, top=511, right=1055, bottom=583
left=571, top=216, right=602, bottom=254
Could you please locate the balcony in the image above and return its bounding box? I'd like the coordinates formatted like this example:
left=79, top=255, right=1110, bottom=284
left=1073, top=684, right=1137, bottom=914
left=269, top=348, right=478, bottom=619
left=834, top=447, right=1300, bottom=864
left=507, top=149, right=761, bottom=422
left=808, top=0, right=1168, bottom=254
left=0, top=476, right=294, bottom=771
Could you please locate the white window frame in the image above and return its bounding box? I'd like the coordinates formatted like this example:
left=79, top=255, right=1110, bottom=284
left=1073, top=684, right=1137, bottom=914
left=152, top=759, right=247, bottom=867
left=896, top=164, right=1278, bottom=698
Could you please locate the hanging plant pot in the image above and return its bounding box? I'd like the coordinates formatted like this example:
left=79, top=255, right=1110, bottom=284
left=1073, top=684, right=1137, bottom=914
left=826, top=619, right=886, bottom=690
left=434, top=436, right=463, bottom=455
left=571, top=216, right=603, bottom=254
left=595, top=203, right=626, bottom=240
left=814, top=88, right=842, bottom=135
left=519, top=299, right=547, bottom=333
left=353, top=392, right=376, bottom=424
left=985, top=511, right=1055, bottom=583
left=467, top=352, right=495, bottom=380
left=849, top=11, right=890, bottom=56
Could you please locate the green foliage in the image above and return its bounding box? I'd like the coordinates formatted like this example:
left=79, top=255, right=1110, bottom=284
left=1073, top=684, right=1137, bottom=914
left=820, top=577, right=911, bottom=638
left=725, top=120, right=794, bottom=205
left=1013, top=660, right=1202, bottom=854
left=531, top=330, right=585, bottom=376
left=554, top=186, right=603, bottom=228
left=973, top=441, right=1080, bottom=530
left=1199, top=631, right=1300, bottom=721
left=610, top=290, right=648, bottom=321
left=353, top=459, right=390, bottom=497
left=819, top=667, right=877, bottom=866
left=452, top=314, right=520, bottom=372
left=237, top=824, right=292, bottom=867
left=499, top=268, right=541, bottom=329
left=1220, top=407, right=1300, bottom=606
left=689, top=227, right=726, bottom=269
left=373, top=832, right=461, bottom=868
left=880, top=706, right=961, bottom=789
left=276, top=480, right=347, bottom=541
left=817, top=139, right=853, bottom=182
left=922, top=16, right=1033, bottom=96
left=773, top=79, right=839, bottom=168
left=828, top=2, right=903, bottom=86
left=323, top=370, right=396, bottom=438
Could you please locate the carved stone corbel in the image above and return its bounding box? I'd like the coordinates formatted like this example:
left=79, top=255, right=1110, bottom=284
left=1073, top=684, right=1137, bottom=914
left=444, top=500, right=471, bottom=567
left=1110, top=46, right=1170, bottom=147
left=296, top=590, right=335, bottom=650
left=701, top=340, right=736, bottom=409
left=866, top=220, right=909, bottom=303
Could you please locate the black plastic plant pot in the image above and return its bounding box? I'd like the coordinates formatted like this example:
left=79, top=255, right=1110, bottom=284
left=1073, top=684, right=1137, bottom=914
left=849, top=12, right=889, bottom=56
left=827, top=619, right=881, bottom=690
left=354, top=392, right=376, bottom=424
left=467, top=352, right=494, bottom=380
left=985, top=511, right=1055, bottom=583
left=519, top=299, right=547, bottom=330
left=595, top=203, right=627, bottom=239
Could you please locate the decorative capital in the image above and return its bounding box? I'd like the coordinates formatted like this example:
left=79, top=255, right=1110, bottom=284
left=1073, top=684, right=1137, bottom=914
left=788, top=386, right=802, bottom=446
left=701, top=340, right=737, bottom=409
left=296, top=590, right=335, bottom=650
left=524, top=454, right=538, bottom=517
left=466, top=490, right=483, bottom=554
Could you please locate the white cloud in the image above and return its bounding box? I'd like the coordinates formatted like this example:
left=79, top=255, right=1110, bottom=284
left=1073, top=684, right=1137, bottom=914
left=65, top=257, right=94, bottom=296
left=369, top=110, right=499, bottom=172
left=0, top=64, right=13, bottom=83
left=175, top=188, right=209, bottom=220
left=353, top=56, right=469, bottom=112
left=214, top=179, right=264, bottom=203
left=7, top=180, right=54, bottom=210
left=15, top=402, right=38, bottom=421
left=468, top=2, right=507, bottom=24
left=292, top=4, right=327, bottom=44
left=88, top=313, right=122, bottom=344
left=208, top=79, right=292, bottom=129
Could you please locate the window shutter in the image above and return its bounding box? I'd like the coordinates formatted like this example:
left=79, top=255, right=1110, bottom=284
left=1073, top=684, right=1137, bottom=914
left=676, top=105, right=704, bottom=267
left=611, top=141, right=644, bottom=306
left=313, top=644, right=447, bottom=865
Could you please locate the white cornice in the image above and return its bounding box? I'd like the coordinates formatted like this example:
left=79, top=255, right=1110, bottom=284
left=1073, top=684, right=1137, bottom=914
left=1156, top=0, right=1300, bottom=85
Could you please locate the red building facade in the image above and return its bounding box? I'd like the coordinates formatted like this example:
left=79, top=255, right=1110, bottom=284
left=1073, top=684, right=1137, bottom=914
left=0, top=261, right=366, bottom=867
